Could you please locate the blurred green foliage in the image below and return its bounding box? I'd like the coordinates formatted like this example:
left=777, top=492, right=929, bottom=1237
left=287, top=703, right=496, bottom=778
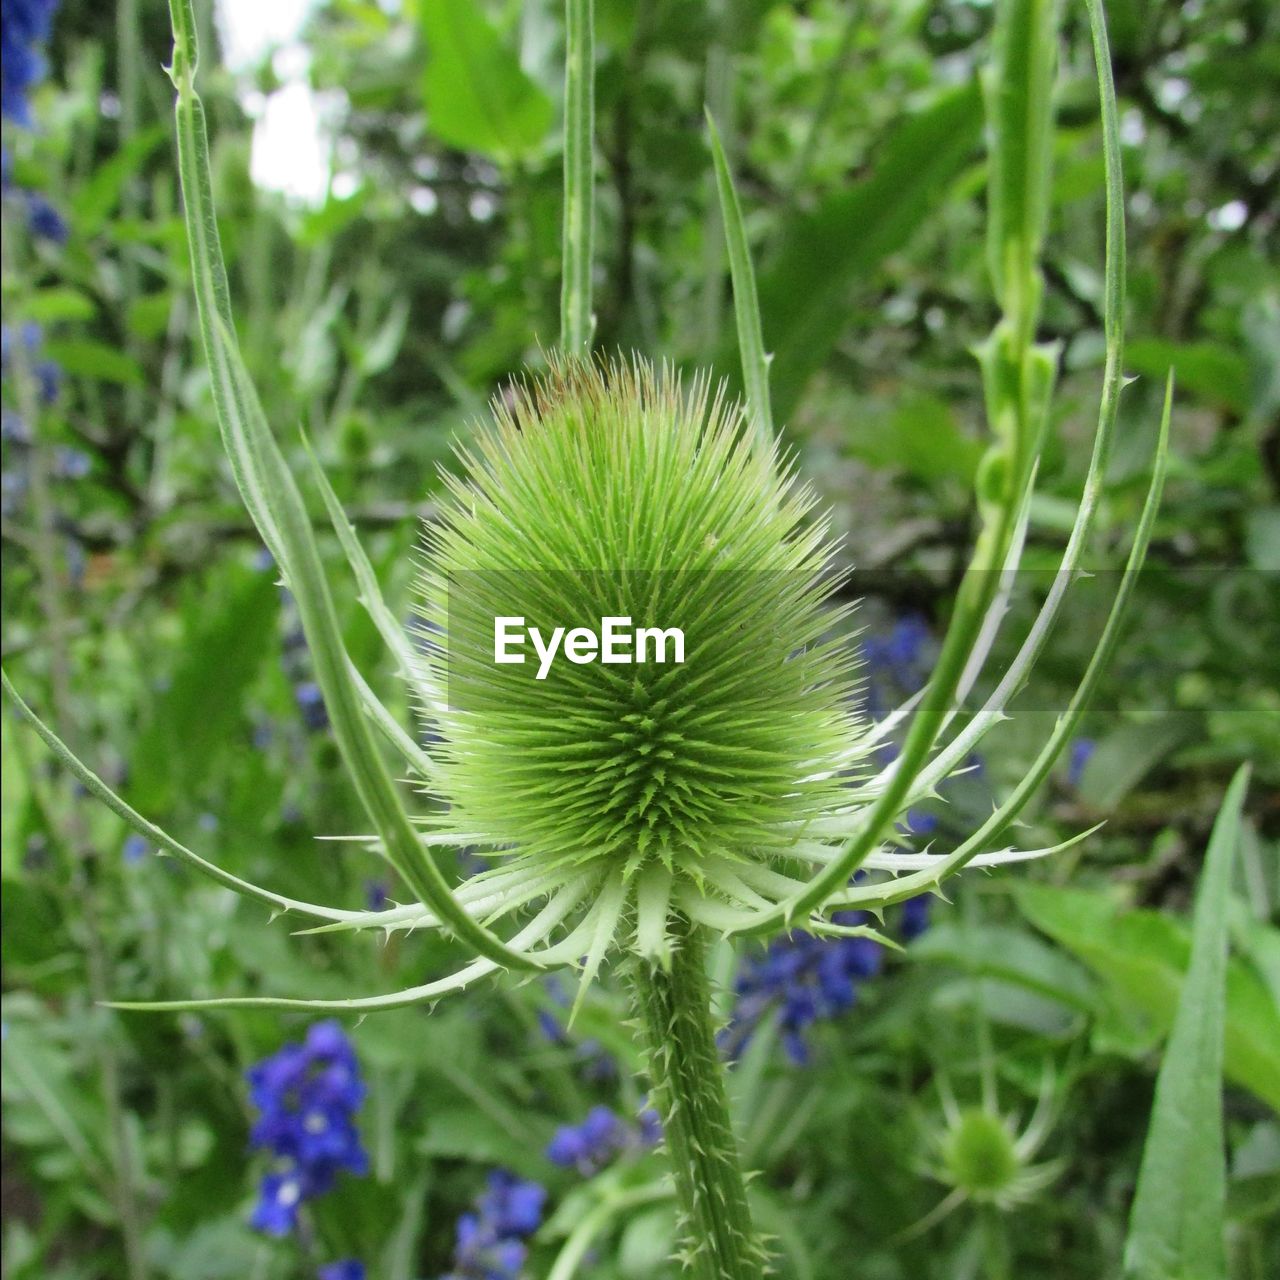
left=2, top=1, right=1277, bottom=1278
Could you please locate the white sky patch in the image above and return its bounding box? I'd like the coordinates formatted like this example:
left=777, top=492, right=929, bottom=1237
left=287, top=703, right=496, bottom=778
left=216, top=0, right=331, bottom=203
left=253, top=83, right=331, bottom=202
left=1208, top=200, right=1248, bottom=233
left=217, top=0, right=317, bottom=72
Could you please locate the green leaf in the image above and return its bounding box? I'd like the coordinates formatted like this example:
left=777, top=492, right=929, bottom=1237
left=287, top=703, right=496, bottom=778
left=1, top=669, right=364, bottom=925
left=420, top=0, right=554, bottom=163
left=910, top=921, right=1097, bottom=1012
left=707, top=108, right=773, bottom=445
left=297, top=187, right=370, bottom=248
left=1124, top=764, right=1251, bottom=1280
left=18, top=286, right=97, bottom=325
left=0, top=1013, right=112, bottom=1192
left=757, top=81, right=983, bottom=423
left=0, top=880, right=66, bottom=975
left=70, top=124, right=168, bottom=238
left=299, top=434, right=436, bottom=724
left=844, top=392, right=984, bottom=486
left=42, top=338, right=145, bottom=387
left=1126, top=338, right=1250, bottom=415
left=357, top=297, right=410, bottom=376
left=1228, top=1121, right=1280, bottom=1226
left=1244, top=506, right=1280, bottom=571
left=128, top=564, right=278, bottom=810
left=1077, top=714, right=1200, bottom=810
left=1014, top=878, right=1280, bottom=1114
left=126, top=292, right=174, bottom=342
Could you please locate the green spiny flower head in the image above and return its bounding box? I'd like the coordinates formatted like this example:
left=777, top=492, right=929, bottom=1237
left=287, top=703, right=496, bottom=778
left=914, top=1083, right=1063, bottom=1229
left=941, top=1108, right=1021, bottom=1200
left=414, top=355, right=864, bottom=958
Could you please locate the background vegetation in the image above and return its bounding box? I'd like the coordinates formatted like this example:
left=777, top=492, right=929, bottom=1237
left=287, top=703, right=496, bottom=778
left=2, top=1, right=1277, bottom=1278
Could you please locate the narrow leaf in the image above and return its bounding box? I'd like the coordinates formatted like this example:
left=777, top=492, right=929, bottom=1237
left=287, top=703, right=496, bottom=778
left=707, top=108, right=773, bottom=444
left=71, top=124, right=168, bottom=237
left=1124, top=765, right=1251, bottom=1280
left=109, top=957, right=501, bottom=1014
left=301, top=435, right=436, bottom=716
left=757, top=82, right=983, bottom=422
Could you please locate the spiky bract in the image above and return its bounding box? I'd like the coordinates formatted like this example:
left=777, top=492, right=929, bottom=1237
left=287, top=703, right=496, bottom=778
left=415, top=357, right=861, bottom=952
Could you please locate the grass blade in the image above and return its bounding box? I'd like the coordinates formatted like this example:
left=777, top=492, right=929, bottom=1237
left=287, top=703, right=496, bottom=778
left=1123, top=764, right=1252, bottom=1280
left=707, top=108, right=773, bottom=445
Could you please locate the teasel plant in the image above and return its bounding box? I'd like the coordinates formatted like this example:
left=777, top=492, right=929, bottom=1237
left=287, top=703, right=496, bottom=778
left=897, top=1005, right=1069, bottom=1279
left=1, top=0, right=1175, bottom=1276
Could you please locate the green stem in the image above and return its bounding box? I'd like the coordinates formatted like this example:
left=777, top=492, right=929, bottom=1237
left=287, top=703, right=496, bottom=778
left=560, top=0, right=596, bottom=356
left=698, top=0, right=730, bottom=360
left=980, top=1206, right=1012, bottom=1280
left=116, top=0, right=145, bottom=437
left=629, top=921, right=764, bottom=1280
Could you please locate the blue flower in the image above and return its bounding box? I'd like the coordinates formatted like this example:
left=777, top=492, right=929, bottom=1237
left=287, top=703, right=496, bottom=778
left=245, top=1021, right=368, bottom=1239
left=249, top=1167, right=308, bottom=1237
left=723, top=885, right=939, bottom=1064
left=443, top=1169, right=546, bottom=1280
left=1, top=0, right=60, bottom=126
left=1068, top=737, right=1095, bottom=789
left=3, top=3, right=66, bottom=242
left=546, top=1104, right=656, bottom=1175
left=722, top=919, right=884, bottom=1065
left=25, top=190, right=66, bottom=241
left=2, top=323, right=61, bottom=405
left=64, top=536, right=84, bottom=588
left=2, top=409, right=30, bottom=443
left=318, top=1262, right=365, bottom=1280
left=862, top=613, right=932, bottom=699
left=52, top=446, right=90, bottom=479
left=881, top=614, right=932, bottom=682
left=294, top=680, right=329, bottom=732
left=902, top=808, right=938, bottom=836
left=481, top=1170, right=545, bottom=1236
left=1, top=467, right=27, bottom=517
left=638, top=1105, right=662, bottom=1147
left=900, top=894, right=931, bottom=942
left=122, top=833, right=148, bottom=864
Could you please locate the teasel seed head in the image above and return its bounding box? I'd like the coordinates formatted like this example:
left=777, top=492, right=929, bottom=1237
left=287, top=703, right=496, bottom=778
left=414, top=355, right=864, bottom=964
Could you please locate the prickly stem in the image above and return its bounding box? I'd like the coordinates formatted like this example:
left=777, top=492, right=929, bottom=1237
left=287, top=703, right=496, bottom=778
left=630, top=918, right=767, bottom=1279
